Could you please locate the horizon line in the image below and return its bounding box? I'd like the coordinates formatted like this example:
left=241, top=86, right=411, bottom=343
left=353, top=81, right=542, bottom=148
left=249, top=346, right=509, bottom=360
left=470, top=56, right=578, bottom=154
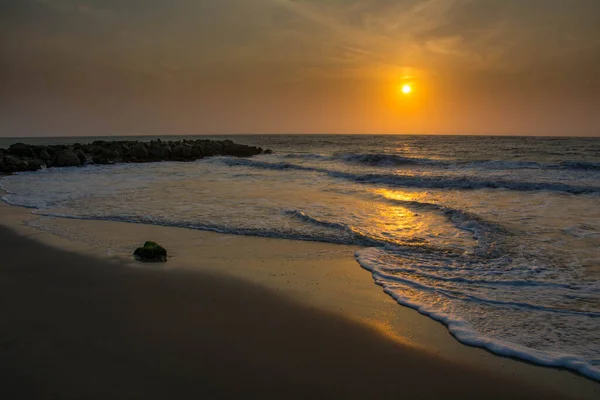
left=2, top=132, right=600, bottom=139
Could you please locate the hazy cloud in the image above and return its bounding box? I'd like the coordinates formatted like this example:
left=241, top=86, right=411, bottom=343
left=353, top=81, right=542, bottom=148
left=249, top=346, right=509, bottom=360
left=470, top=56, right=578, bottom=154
left=1, top=0, right=599, bottom=135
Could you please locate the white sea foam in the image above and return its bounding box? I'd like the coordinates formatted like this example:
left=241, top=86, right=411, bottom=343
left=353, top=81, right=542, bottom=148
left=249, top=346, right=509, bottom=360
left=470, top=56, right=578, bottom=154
left=356, top=247, right=600, bottom=381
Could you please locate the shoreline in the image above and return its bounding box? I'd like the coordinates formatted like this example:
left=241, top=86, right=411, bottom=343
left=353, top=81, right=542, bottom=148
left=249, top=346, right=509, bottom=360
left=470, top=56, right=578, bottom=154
left=0, top=223, right=576, bottom=399
left=0, top=198, right=599, bottom=398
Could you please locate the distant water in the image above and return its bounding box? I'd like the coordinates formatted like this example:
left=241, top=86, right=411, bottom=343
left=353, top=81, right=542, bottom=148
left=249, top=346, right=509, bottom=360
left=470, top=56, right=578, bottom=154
left=2, top=135, right=600, bottom=380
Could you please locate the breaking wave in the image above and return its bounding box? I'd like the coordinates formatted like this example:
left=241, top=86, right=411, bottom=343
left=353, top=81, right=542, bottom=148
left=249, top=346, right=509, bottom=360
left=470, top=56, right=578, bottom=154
left=280, top=152, right=600, bottom=171
left=219, top=158, right=600, bottom=194
left=357, top=247, right=600, bottom=381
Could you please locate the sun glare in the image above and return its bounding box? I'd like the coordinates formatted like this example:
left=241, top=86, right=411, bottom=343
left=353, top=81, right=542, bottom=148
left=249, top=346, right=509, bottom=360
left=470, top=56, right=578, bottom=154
left=401, top=84, right=412, bottom=94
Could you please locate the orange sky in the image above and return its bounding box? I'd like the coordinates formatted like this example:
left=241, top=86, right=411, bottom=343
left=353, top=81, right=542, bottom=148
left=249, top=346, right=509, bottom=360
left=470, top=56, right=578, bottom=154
left=1, top=0, right=599, bottom=136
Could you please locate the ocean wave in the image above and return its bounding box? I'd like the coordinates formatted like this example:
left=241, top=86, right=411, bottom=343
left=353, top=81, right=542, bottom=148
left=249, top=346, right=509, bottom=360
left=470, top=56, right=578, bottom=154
left=220, top=158, right=600, bottom=194
left=30, top=211, right=373, bottom=247
left=282, top=153, right=329, bottom=160
left=281, top=152, right=445, bottom=167
left=356, top=247, right=600, bottom=381
left=28, top=210, right=434, bottom=251
left=23, top=206, right=461, bottom=255
left=282, top=209, right=349, bottom=231
left=558, top=161, right=600, bottom=170
left=282, top=209, right=438, bottom=250
left=334, top=153, right=537, bottom=169
left=368, top=195, right=509, bottom=257
left=339, top=153, right=436, bottom=166
left=279, top=151, right=600, bottom=172
left=330, top=171, right=599, bottom=194
left=219, top=157, right=318, bottom=172
left=459, top=160, right=543, bottom=169
left=371, top=266, right=600, bottom=318
left=341, top=153, right=600, bottom=171
left=375, top=196, right=509, bottom=235
left=376, top=265, right=576, bottom=290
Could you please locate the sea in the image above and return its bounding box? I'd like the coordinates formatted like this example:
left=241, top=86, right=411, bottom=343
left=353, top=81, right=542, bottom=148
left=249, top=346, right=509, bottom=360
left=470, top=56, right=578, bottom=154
left=1, top=134, right=599, bottom=380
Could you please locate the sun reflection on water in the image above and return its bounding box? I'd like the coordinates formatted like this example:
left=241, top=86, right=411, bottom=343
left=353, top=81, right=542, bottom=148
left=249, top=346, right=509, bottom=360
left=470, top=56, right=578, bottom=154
left=367, top=188, right=477, bottom=252
left=372, top=188, right=434, bottom=204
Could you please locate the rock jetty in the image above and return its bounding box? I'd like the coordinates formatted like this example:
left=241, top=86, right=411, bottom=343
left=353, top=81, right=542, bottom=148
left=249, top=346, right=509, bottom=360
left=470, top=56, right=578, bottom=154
left=0, top=139, right=270, bottom=173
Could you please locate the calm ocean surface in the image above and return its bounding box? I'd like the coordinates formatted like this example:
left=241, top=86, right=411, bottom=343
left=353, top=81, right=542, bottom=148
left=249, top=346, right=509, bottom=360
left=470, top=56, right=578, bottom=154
left=2, top=135, right=600, bottom=379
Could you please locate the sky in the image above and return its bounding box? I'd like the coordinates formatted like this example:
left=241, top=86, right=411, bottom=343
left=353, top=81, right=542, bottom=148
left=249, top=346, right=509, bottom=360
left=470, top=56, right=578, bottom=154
left=1, top=0, right=599, bottom=137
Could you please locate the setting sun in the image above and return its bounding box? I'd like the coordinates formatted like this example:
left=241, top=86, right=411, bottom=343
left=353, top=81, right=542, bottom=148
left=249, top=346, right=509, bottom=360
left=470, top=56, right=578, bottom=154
left=401, top=84, right=412, bottom=94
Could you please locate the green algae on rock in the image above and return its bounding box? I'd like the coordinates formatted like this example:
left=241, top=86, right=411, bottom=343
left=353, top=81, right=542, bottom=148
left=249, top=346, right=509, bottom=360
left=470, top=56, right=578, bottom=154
left=134, top=241, right=168, bottom=262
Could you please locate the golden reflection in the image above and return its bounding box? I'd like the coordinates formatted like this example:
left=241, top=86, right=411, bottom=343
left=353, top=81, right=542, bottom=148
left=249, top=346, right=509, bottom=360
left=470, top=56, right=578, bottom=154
left=389, top=142, right=416, bottom=156
left=362, top=190, right=434, bottom=247
left=379, top=206, right=417, bottom=232
left=370, top=188, right=477, bottom=251
left=372, top=188, right=433, bottom=204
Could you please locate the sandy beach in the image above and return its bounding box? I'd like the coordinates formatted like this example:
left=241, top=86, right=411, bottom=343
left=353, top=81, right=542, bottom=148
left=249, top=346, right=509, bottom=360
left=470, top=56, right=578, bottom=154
left=0, top=196, right=598, bottom=399
left=0, top=223, right=571, bottom=399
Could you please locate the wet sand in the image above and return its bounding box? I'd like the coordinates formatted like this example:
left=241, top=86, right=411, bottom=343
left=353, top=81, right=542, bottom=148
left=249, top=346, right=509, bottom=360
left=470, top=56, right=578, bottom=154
left=0, top=223, right=576, bottom=399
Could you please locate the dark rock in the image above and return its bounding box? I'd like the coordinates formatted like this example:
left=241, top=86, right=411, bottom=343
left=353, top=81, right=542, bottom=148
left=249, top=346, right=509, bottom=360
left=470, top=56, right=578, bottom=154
left=133, top=241, right=167, bottom=262
left=27, top=158, right=46, bottom=171
left=54, top=150, right=82, bottom=167
left=9, top=143, right=35, bottom=158
left=75, top=149, right=87, bottom=164
left=132, top=143, right=149, bottom=160
left=109, top=143, right=123, bottom=156
left=150, top=143, right=171, bottom=159
left=101, top=146, right=122, bottom=163
left=264, top=149, right=273, bottom=154
left=39, top=148, right=52, bottom=161
left=171, top=143, right=202, bottom=161
left=90, top=144, right=105, bottom=155
left=1, top=138, right=270, bottom=173
left=198, top=140, right=222, bottom=157
left=3, top=155, right=29, bottom=172
left=4, top=154, right=23, bottom=167
left=148, top=143, right=167, bottom=159
left=170, top=144, right=185, bottom=160
left=222, top=141, right=262, bottom=157
left=189, top=144, right=204, bottom=159
left=3, top=155, right=16, bottom=166
left=91, top=154, right=109, bottom=165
